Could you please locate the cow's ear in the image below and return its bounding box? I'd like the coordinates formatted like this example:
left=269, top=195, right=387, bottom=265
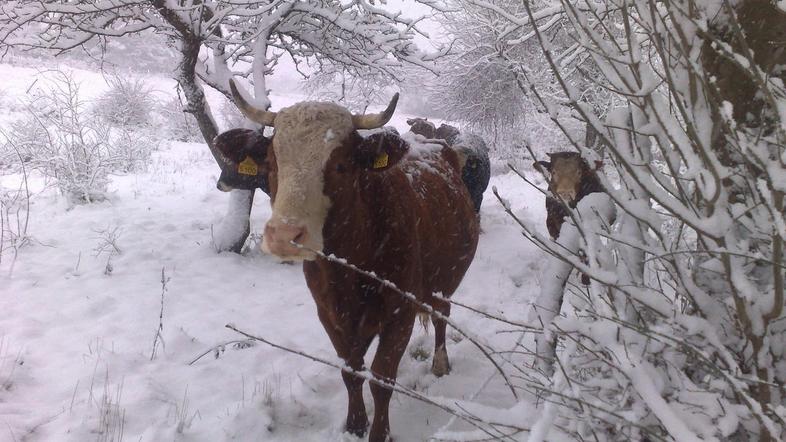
left=355, top=131, right=409, bottom=172
left=533, top=160, right=551, bottom=172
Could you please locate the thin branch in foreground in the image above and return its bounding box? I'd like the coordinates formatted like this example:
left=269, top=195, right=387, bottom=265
left=224, top=324, right=527, bottom=441
left=187, top=339, right=256, bottom=366
left=150, top=267, right=169, bottom=361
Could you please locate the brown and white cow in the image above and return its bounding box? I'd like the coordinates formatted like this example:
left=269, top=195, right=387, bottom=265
left=534, top=151, right=605, bottom=284
left=229, top=80, right=479, bottom=441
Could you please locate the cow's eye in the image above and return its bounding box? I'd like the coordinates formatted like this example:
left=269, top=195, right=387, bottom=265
left=336, top=163, right=347, bottom=174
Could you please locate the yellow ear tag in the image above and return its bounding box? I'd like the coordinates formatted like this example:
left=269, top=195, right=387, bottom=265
left=373, top=152, right=389, bottom=169
left=238, top=156, right=258, bottom=176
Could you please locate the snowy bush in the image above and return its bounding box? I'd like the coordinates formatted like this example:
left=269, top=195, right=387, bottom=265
left=9, top=72, right=116, bottom=203
left=155, top=97, right=202, bottom=143
left=468, top=0, right=786, bottom=441
left=0, top=179, right=31, bottom=267
left=111, top=129, right=157, bottom=173
left=0, top=87, right=24, bottom=117
left=1, top=71, right=156, bottom=203
left=92, top=73, right=156, bottom=127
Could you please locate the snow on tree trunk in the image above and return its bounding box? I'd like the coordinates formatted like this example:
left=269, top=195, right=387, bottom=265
left=533, top=193, right=616, bottom=376
left=213, top=189, right=254, bottom=253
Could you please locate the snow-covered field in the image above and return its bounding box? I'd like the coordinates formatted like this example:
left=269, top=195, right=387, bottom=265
left=0, top=61, right=552, bottom=441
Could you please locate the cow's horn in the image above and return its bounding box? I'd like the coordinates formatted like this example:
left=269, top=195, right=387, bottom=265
left=229, top=79, right=277, bottom=126
left=352, top=93, right=399, bottom=129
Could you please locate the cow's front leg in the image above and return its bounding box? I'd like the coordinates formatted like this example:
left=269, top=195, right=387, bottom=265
left=317, top=308, right=372, bottom=437
left=368, top=314, right=415, bottom=442
left=342, top=356, right=368, bottom=437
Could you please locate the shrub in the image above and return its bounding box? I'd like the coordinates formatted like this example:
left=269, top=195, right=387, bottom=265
left=111, top=129, right=157, bottom=173
left=92, top=73, right=156, bottom=127
left=4, top=71, right=130, bottom=203
left=155, top=97, right=202, bottom=143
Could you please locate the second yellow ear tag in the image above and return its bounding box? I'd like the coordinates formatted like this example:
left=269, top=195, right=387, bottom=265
left=238, top=156, right=258, bottom=176
left=373, top=152, right=389, bottom=169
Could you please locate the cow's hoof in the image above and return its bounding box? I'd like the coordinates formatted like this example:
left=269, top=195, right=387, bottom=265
left=345, top=417, right=368, bottom=437
left=368, top=425, right=391, bottom=442
left=431, top=346, right=451, bottom=377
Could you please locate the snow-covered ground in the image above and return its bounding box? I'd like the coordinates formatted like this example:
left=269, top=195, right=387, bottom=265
left=0, top=61, right=552, bottom=441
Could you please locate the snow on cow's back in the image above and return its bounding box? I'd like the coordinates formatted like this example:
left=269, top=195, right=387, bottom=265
left=398, top=132, right=459, bottom=190
left=454, top=132, right=489, bottom=155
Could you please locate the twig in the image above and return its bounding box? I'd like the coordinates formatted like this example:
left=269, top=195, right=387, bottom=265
left=187, top=339, right=256, bottom=365
left=225, top=324, right=526, bottom=440
left=150, top=267, right=169, bottom=360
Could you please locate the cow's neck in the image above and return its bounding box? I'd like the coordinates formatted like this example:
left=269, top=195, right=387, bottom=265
left=307, top=168, right=413, bottom=276
left=302, top=169, right=407, bottom=331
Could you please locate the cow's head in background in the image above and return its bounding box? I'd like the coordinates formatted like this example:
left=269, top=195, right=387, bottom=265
left=435, top=123, right=461, bottom=145
left=213, top=128, right=271, bottom=194
left=534, top=152, right=602, bottom=205
left=228, top=79, right=403, bottom=261
left=406, top=117, right=436, bottom=138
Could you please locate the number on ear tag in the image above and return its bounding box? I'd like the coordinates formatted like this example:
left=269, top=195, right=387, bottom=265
left=373, top=152, right=389, bottom=169
left=238, top=156, right=258, bottom=176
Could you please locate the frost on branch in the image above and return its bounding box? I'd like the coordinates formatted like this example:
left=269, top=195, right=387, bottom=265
left=533, top=192, right=616, bottom=376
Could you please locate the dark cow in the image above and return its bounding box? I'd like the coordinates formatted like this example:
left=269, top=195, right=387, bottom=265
left=450, top=131, right=490, bottom=213
left=407, top=120, right=490, bottom=213
left=229, top=80, right=479, bottom=442
left=213, top=128, right=271, bottom=194
left=534, top=151, right=605, bottom=284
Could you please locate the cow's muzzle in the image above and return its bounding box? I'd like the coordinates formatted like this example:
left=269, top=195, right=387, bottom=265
left=261, top=220, right=316, bottom=260
left=556, top=190, right=577, bottom=203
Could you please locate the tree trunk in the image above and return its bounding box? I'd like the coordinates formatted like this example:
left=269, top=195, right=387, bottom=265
left=176, top=36, right=254, bottom=253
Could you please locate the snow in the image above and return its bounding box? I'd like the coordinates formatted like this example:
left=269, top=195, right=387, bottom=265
left=0, top=62, right=560, bottom=441
left=212, top=189, right=253, bottom=252
left=323, top=128, right=335, bottom=143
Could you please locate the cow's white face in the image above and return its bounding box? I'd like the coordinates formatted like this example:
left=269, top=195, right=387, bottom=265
left=227, top=78, right=398, bottom=260
left=261, top=102, right=354, bottom=261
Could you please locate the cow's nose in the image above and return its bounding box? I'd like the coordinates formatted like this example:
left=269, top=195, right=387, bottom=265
left=262, top=221, right=309, bottom=257
left=216, top=179, right=233, bottom=192
left=557, top=190, right=576, bottom=202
